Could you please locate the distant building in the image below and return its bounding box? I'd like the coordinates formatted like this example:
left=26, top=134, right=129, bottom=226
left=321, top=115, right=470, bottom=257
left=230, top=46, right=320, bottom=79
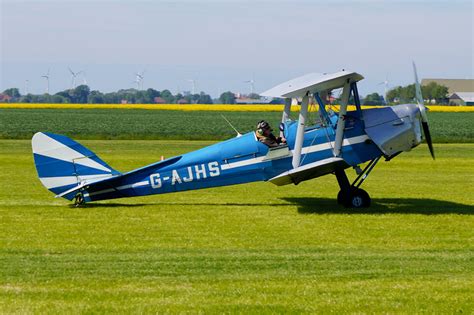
left=235, top=97, right=270, bottom=104
left=234, top=93, right=274, bottom=104
left=422, top=78, right=474, bottom=105
left=449, top=92, right=474, bottom=106
left=0, top=94, right=12, bottom=102
left=421, top=79, right=474, bottom=94
left=154, top=97, right=166, bottom=104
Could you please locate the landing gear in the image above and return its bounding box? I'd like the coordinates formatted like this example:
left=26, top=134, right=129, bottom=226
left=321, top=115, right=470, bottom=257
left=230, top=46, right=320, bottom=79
left=73, top=192, right=85, bottom=207
left=335, top=157, right=380, bottom=208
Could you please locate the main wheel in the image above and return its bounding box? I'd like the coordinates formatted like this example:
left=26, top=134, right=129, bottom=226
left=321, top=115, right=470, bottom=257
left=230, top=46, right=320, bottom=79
left=349, top=188, right=371, bottom=208
left=338, top=188, right=371, bottom=208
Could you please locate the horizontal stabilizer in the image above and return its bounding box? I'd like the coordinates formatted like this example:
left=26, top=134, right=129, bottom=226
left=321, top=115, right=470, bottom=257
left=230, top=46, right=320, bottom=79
left=269, top=157, right=348, bottom=186
left=55, top=156, right=183, bottom=201
left=54, top=174, right=121, bottom=199
left=260, top=70, right=363, bottom=98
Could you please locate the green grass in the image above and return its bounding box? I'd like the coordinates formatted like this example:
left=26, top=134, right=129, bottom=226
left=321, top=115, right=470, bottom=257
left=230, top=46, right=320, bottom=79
left=0, top=108, right=472, bottom=142
left=0, top=140, right=473, bottom=313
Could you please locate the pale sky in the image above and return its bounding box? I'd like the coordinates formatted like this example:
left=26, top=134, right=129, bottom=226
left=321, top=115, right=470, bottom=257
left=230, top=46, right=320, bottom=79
left=1, top=0, right=473, bottom=97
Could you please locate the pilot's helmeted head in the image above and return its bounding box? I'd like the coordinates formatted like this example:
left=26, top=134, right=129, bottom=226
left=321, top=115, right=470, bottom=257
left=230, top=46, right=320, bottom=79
left=256, top=120, right=272, bottom=136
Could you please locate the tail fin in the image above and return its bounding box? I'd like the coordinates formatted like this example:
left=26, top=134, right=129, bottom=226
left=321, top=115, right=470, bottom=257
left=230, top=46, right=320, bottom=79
left=32, top=132, right=120, bottom=198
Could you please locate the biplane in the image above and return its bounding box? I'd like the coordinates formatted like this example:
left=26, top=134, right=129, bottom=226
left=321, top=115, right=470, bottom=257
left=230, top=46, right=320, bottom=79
left=32, top=63, right=434, bottom=208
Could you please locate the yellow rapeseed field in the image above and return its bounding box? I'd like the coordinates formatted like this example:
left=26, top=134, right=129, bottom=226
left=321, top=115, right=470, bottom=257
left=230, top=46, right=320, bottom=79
left=0, top=103, right=472, bottom=112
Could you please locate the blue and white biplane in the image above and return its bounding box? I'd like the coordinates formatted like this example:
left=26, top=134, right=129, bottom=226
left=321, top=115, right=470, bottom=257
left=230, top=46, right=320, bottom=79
left=32, top=64, right=434, bottom=208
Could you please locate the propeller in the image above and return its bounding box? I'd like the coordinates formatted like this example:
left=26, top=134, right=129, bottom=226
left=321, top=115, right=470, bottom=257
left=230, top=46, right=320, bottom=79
left=413, top=61, right=435, bottom=159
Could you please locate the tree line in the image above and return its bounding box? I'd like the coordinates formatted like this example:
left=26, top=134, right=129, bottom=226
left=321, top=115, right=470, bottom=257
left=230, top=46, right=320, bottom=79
left=1, top=86, right=214, bottom=104
left=1, top=82, right=449, bottom=105
left=386, top=82, right=449, bottom=104
left=332, top=82, right=449, bottom=105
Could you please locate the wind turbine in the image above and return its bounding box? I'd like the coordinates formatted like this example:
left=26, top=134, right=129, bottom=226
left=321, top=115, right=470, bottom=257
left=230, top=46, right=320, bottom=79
left=81, top=71, right=88, bottom=86
left=25, top=80, right=29, bottom=95
left=188, top=79, right=197, bottom=95
left=244, top=76, right=255, bottom=95
left=135, top=70, right=145, bottom=90
left=68, top=67, right=82, bottom=89
left=132, top=77, right=140, bottom=89
left=378, top=75, right=389, bottom=104
left=41, top=68, right=50, bottom=94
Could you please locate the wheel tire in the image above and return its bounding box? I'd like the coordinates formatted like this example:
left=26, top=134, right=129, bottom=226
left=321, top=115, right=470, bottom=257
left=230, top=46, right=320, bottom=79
left=349, top=188, right=371, bottom=208
left=338, top=188, right=371, bottom=208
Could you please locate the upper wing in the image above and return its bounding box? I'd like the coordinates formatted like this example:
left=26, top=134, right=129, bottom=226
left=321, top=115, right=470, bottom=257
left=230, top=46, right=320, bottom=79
left=268, top=157, right=349, bottom=186
left=260, top=70, right=363, bottom=99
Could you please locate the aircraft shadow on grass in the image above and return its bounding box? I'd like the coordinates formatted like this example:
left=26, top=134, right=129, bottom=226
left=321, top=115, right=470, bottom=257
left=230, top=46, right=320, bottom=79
left=72, top=198, right=473, bottom=215
left=70, top=202, right=284, bottom=209
left=282, top=197, right=474, bottom=215
left=68, top=203, right=149, bottom=209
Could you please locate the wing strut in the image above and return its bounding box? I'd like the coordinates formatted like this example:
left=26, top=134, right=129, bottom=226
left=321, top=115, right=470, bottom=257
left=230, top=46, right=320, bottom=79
left=333, top=81, right=351, bottom=157
left=292, top=93, right=309, bottom=168
left=280, top=98, right=292, bottom=138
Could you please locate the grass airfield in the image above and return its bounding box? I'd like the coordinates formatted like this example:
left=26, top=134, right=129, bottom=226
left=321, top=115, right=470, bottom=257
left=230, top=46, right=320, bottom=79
left=0, top=140, right=473, bottom=313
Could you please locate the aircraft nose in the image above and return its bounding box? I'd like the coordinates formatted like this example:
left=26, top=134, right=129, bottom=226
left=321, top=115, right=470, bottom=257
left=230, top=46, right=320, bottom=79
left=403, top=104, right=423, bottom=146
left=405, top=102, right=435, bottom=159
left=364, top=104, right=424, bottom=156
left=407, top=103, right=421, bottom=118
left=396, top=103, right=421, bottom=120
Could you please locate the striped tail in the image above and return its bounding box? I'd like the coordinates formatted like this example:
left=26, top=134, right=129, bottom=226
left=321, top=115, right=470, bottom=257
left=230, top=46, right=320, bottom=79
left=32, top=132, right=120, bottom=200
